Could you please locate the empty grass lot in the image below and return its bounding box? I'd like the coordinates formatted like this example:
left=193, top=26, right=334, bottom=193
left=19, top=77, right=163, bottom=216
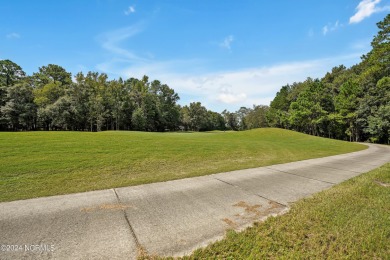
left=0, top=128, right=365, bottom=202
left=177, top=162, right=390, bottom=259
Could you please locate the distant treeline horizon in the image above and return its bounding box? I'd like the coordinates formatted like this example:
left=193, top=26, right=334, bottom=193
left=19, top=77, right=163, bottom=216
left=0, top=60, right=270, bottom=132
left=1, top=15, right=389, bottom=144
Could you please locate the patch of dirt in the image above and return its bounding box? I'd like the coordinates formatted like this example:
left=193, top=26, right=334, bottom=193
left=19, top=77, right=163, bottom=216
left=263, top=201, right=285, bottom=215
left=233, top=201, right=262, bottom=215
left=81, top=203, right=131, bottom=212
left=222, top=200, right=288, bottom=231
left=222, top=218, right=238, bottom=229
left=137, top=246, right=152, bottom=259
left=232, top=200, right=286, bottom=222
left=374, top=180, right=390, bottom=187
left=177, top=239, right=187, bottom=245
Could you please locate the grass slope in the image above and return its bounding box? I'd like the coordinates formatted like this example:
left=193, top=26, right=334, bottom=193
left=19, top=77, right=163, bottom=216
left=181, top=163, right=390, bottom=259
left=0, top=128, right=365, bottom=202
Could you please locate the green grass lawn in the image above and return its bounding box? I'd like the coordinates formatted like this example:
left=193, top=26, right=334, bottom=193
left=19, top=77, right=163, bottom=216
left=0, top=128, right=365, bottom=202
left=179, top=162, right=390, bottom=260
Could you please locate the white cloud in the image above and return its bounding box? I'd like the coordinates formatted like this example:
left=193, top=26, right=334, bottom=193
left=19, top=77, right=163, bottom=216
left=349, top=0, right=388, bottom=24
left=217, top=86, right=247, bottom=104
left=322, top=26, right=329, bottom=36
left=219, top=35, right=234, bottom=50
left=6, top=32, right=20, bottom=39
left=172, top=54, right=362, bottom=110
left=102, top=53, right=362, bottom=110
left=97, top=27, right=363, bottom=112
left=102, top=54, right=360, bottom=111
left=217, top=93, right=247, bottom=104
left=124, top=6, right=136, bottom=15
left=322, top=21, right=341, bottom=35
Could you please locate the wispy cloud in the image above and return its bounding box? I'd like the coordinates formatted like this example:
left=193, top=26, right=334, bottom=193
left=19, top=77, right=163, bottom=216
left=349, top=0, right=389, bottom=24
left=219, top=35, right=234, bottom=50
left=322, top=26, right=329, bottom=36
left=98, top=24, right=146, bottom=61
left=322, top=21, right=341, bottom=35
left=99, top=53, right=362, bottom=111
left=124, top=5, right=136, bottom=15
left=217, top=86, right=247, bottom=104
left=6, top=32, right=20, bottom=39
left=97, top=26, right=363, bottom=111
left=185, top=54, right=361, bottom=110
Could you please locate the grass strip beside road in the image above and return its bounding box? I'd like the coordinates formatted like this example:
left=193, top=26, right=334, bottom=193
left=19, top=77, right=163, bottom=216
left=176, top=163, right=390, bottom=259
left=0, top=128, right=365, bottom=202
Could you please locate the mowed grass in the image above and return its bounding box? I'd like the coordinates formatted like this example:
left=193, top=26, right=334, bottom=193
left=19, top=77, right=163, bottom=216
left=179, top=163, right=390, bottom=260
left=0, top=128, right=365, bottom=202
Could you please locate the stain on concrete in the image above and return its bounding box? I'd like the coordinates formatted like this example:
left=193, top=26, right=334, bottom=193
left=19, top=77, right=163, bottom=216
left=263, top=201, right=286, bottom=216
left=81, top=203, right=132, bottom=212
left=229, top=200, right=287, bottom=226
left=222, top=218, right=238, bottom=229
left=233, top=201, right=262, bottom=215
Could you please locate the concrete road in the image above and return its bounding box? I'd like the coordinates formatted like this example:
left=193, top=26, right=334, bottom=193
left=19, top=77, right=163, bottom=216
left=1, top=144, right=389, bottom=259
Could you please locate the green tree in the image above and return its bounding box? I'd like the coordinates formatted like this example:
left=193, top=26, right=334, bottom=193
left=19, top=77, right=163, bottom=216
left=289, top=79, right=329, bottom=136
left=245, top=105, right=269, bottom=129
left=85, top=72, right=107, bottom=131
left=32, top=64, right=72, bottom=130
left=68, top=72, right=91, bottom=130
left=180, top=105, right=191, bottom=131
left=1, top=82, right=36, bottom=130
left=334, top=80, right=362, bottom=141
left=208, top=111, right=225, bottom=131
left=188, top=102, right=208, bottom=131
left=366, top=104, right=390, bottom=144
left=151, top=80, right=180, bottom=131
left=46, top=96, right=75, bottom=130
left=359, top=14, right=390, bottom=88
left=105, top=79, right=125, bottom=130
left=0, top=60, right=26, bottom=88
left=236, top=107, right=251, bottom=130
left=0, top=60, right=26, bottom=129
left=132, top=107, right=146, bottom=131
left=222, top=109, right=239, bottom=131
left=33, top=64, right=72, bottom=87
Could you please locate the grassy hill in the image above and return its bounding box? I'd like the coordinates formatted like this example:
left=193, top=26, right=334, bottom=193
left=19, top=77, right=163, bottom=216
left=0, top=128, right=365, bottom=202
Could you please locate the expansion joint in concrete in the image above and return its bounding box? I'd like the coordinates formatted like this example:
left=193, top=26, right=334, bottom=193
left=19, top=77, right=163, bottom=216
left=213, top=177, right=288, bottom=208
left=301, top=163, right=361, bottom=174
left=266, top=167, right=337, bottom=185
left=213, top=177, right=238, bottom=188
left=112, top=189, right=143, bottom=252
left=254, top=194, right=288, bottom=208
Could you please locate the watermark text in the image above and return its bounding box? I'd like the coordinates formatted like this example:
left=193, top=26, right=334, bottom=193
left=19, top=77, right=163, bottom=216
left=1, top=244, right=55, bottom=253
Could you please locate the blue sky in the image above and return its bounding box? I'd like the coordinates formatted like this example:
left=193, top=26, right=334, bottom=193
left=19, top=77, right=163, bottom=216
left=1, top=0, right=389, bottom=112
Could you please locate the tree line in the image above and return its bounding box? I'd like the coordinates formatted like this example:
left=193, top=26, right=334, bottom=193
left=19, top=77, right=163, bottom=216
left=0, top=60, right=267, bottom=132
left=267, top=14, right=390, bottom=144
